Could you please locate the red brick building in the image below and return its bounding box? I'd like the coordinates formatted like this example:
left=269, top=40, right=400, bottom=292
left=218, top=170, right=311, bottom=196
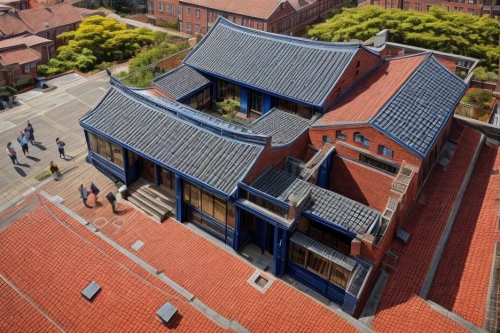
left=152, top=0, right=181, bottom=23
left=176, top=0, right=343, bottom=37
left=0, top=34, right=53, bottom=86
left=361, top=0, right=486, bottom=16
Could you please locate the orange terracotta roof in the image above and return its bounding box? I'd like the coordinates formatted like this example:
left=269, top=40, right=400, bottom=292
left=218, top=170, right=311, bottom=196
left=180, top=0, right=282, bottom=19
left=319, top=54, right=426, bottom=125
left=17, top=3, right=100, bottom=34
left=428, top=145, right=500, bottom=327
left=371, top=126, right=483, bottom=332
left=0, top=198, right=223, bottom=332
left=0, top=279, right=59, bottom=332
left=39, top=162, right=361, bottom=333
left=0, top=46, right=40, bottom=66
left=0, top=11, right=32, bottom=35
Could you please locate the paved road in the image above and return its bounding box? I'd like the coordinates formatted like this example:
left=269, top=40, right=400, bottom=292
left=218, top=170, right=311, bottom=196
left=0, top=71, right=110, bottom=208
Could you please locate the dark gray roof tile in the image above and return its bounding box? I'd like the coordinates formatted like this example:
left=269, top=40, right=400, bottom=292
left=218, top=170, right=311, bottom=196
left=80, top=87, right=263, bottom=194
left=371, top=56, right=466, bottom=157
left=248, top=108, right=312, bottom=146
left=184, top=18, right=367, bottom=106
left=153, top=64, right=211, bottom=100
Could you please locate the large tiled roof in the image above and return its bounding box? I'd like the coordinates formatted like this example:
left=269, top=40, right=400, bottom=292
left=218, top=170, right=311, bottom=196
left=0, top=46, right=40, bottom=66
left=152, top=64, right=211, bottom=100
left=248, top=108, right=312, bottom=146
left=287, top=0, right=315, bottom=10
left=250, top=167, right=380, bottom=234
left=180, top=0, right=281, bottom=19
left=0, top=12, right=32, bottom=35
left=184, top=18, right=369, bottom=106
left=0, top=197, right=223, bottom=332
left=318, top=54, right=426, bottom=125
left=370, top=55, right=466, bottom=157
left=80, top=87, right=264, bottom=194
left=17, top=3, right=99, bottom=34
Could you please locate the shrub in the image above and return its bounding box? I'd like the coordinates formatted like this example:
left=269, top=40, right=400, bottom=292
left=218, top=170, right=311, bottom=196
left=473, top=67, right=488, bottom=82
left=0, top=86, right=17, bottom=101
left=215, top=99, right=241, bottom=115
left=14, top=77, right=32, bottom=90
left=461, top=89, right=492, bottom=117
left=156, top=20, right=179, bottom=31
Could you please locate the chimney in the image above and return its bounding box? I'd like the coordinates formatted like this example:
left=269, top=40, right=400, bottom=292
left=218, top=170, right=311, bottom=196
left=374, top=29, right=390, bottom=48
left=350, top=238, right=361, bottom=257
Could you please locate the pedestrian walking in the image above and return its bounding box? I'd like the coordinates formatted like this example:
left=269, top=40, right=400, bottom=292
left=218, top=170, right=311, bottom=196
left=6, top=142, right=19, bottom=165
left=105, top=192, right=118, bottom=214
left=26, top=121, right=35, bottom=145
left=18, top=131, right=29, bottom=156
left=78, top=184, right=91, bottom=208
left=56, top=138, right=65, bottom=159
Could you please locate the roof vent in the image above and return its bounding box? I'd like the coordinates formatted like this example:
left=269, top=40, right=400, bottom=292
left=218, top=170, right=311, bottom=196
left=156, top=302, right=178, bottom=323
left=44, top=21, right=49, bottom=28
left=81, top=281, right=101, bottom=301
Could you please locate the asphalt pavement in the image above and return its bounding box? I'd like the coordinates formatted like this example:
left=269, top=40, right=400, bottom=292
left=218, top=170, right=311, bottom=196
left=0, top=71, right=110, bottom=208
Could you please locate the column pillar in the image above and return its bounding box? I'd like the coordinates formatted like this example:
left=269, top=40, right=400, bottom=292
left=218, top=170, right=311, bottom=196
left=232, top=206, right=242, bottom=251
left=154, top=164, right=160, bottom=186
left=175, top=175, right=183, bottom=222
left=122, top=148, right=129, bottom=185
left=240, top=87, right=248, bottom=116
left=279, top=229, right=289, bottom=276
left=262, top=94, right=272, bottom=114
left=272, top=224, right=280, bottom=276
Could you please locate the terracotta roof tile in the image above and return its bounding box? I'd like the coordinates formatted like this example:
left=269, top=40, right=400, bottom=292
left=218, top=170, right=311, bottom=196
left=180, top=0, right=282, bottom=19
left=371, top=125, right=483, bottom=332
left=0, top=199, right=223, bottom=332
left=40, top=162, right=361, bottom=332
left=319, top=54, right=426, bottom=125
left=428, top=145, right=500, bottom=327
left=287, top=0, right=316, bottom=10
left=0, top=34, right=52, bottom=48
left=0, top=12, right=32, bottom=35
left=17, top=3, right=99, bottom=34
left=0, top=45, right=40, bottom=66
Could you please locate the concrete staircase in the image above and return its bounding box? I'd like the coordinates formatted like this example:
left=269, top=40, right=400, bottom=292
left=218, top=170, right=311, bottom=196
left=127, top=178, right=175, bottom=223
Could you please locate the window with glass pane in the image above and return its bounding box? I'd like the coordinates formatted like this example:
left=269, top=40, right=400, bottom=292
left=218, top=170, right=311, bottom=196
left=307, top=252, right=330, bottom=278
left=97, top=136, right=112, bottom=161
left=323, top=135, right=334, bottom=144
left=335, top=130, right=347, bottom=141
left=251, top=92, right=262, bottom=114
left=202, top=190, right=214, bottom=216
left=297, top=105, right=312, bottom=119
left=297, top=216, right=308, bottom=233
left=377, top=145, right=393, bottom=159
left=214, top=197, right=226, bottom=223
left=188, top=208, right=202, bottom=224
left=183, top=182, right=191, bottom=202
left=111, top=143, right=123, bottom=167
left=330, top=264, right=351, bottom=289
left=290, top=242, right=307, bottom=267
left=191, top=185, right=201, bottom=209
left=227, top=204, right=235, bottom=229
left=89, top=132, right=98, bottom=152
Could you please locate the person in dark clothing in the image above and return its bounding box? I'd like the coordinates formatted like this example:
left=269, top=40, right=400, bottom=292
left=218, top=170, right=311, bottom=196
left=6, top=142, right=19, bottom=165
left=78, top=184, right=92, bottom=208
left=105, top=192, right=117, bottom=214
left=49, top=161, right=61, bottom=181
left=26, top=121, right=35, bottom=145
left=56, top=137, right=65, bottom=159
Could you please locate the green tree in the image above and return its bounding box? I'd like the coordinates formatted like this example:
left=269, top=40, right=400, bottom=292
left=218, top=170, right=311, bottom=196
left=309, top=6, right=500, bottom=70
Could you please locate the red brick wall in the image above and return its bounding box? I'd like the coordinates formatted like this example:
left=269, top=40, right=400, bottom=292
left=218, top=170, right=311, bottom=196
left=323, top=49, right=381, bottom=109
left=244, top=133, right=310, bottom=184
left=180, top=5, right=208, bottom=35
left=154, top=0, right=180, bottom=22
left=310, top=125, right=423, bottom=168
left=330, top=155, right=394, bottom=211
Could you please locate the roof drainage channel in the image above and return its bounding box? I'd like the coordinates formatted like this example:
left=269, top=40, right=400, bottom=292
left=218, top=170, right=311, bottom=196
left=38, top=191, right=249, bottom=332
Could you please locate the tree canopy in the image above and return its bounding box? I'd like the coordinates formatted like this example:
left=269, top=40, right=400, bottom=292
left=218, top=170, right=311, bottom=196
left=38, top=15, right=158, bottom=76
left=308, top=6, right=500, bottom=70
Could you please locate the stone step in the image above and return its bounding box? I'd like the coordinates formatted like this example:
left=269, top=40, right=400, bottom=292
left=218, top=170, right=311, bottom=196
left=133, top=179, right=176, bottom=203
left=127, top=196, right=163, bottom=223
left=129, top=188, right=173, bottom=213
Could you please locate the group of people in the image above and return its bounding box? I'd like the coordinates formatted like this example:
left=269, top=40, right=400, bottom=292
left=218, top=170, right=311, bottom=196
left=78, top=183, right=118, bottom=214
left=5, top=120, right=68, bottom=166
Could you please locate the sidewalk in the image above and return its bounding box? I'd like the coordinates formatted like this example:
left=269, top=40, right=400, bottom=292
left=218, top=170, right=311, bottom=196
left=41, top=161, right=363, bottom=333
